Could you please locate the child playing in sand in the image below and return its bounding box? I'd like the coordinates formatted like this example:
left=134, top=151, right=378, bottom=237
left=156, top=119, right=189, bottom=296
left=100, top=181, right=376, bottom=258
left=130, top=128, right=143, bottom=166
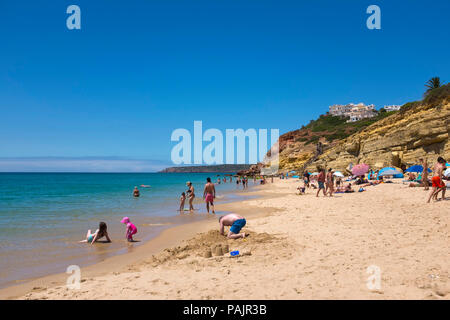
left=80, top=222, right=111, bottom=245
left=121, top=217, right=138, bottom=242
left=179, top=192, right=186, bottom=211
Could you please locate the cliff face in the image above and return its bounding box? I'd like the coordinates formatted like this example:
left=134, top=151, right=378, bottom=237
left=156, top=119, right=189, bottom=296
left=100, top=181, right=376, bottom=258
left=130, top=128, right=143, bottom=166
left=305, top=101, right=449, bottom=172
left=268, top=85, right=450, bottom=174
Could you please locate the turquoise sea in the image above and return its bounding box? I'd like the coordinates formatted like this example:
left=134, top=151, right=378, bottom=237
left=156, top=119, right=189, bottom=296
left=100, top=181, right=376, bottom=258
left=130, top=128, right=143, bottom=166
left=0, top=173, right=252, bottom=288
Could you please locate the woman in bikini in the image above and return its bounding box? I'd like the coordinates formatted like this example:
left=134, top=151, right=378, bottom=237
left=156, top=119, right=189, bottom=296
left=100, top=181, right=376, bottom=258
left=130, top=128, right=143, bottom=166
left=186, top=181, right=195, bottom=211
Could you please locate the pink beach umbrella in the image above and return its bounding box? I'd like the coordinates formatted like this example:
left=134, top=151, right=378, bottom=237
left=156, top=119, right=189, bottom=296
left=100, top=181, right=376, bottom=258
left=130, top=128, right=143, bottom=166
left=351, top=163, right=369, bottom=176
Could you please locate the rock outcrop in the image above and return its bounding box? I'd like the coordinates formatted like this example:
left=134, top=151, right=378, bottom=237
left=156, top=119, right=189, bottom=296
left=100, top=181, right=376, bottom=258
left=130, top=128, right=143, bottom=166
left=267, top=85, right=450, bottom=174
left=306, top=101, right=449, bottom=172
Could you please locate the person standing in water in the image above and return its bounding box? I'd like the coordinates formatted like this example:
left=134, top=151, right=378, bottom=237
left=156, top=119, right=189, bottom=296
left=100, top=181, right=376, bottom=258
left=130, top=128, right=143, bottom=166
left=203, top=177, right=216, bottom=214
left=186, top=181, right=195, bottom=211
left=133, top=186, right=140, bottom=198
left=120, top=217, right=138, bottom=242
left=179, top=192, right=186, bottom=212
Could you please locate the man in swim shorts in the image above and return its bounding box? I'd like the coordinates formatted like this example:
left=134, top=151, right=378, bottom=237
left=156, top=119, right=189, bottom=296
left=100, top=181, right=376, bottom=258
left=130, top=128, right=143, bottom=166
left=427, top=156, right=446, bottom=203
left=203, top=177, right=216, bottom=214
left=316, top=168, right=326, bottom=197
left=219, top=213, right=247, bottom=239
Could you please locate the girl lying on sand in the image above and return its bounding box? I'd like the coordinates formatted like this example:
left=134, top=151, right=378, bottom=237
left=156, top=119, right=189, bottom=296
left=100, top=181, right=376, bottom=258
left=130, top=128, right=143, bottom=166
left=79, top=222, right=112, bottom=245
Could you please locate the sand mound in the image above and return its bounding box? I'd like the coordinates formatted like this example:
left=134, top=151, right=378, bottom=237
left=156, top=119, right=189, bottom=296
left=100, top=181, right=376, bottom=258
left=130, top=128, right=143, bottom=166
left=145, top=230, right=277, bottom=266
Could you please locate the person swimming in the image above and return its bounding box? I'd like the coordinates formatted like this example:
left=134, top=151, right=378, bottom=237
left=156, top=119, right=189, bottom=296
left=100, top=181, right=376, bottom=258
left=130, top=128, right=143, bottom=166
left=80, top=222, right=111, bottom=245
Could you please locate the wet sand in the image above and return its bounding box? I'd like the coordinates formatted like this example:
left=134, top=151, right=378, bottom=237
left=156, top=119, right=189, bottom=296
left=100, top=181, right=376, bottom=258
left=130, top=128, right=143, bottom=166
left=1, top=179, right=449, bottom=300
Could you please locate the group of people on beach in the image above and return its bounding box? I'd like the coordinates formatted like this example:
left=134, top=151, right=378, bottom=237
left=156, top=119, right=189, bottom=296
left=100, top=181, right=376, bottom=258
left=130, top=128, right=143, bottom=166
left=178, top=177, right=248, bottom=238
left=179, top=178, right=216, bottom=214
left=296, top=156, right=448, bottom=202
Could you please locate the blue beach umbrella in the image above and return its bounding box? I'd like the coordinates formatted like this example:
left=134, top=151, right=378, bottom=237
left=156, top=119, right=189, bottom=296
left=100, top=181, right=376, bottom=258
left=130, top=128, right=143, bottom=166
left=405, top=165, right=432, bottom=173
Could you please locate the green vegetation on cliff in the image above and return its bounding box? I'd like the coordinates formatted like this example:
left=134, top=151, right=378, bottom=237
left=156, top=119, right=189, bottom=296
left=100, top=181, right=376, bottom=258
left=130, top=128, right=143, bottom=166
left=301, top=110, right=397, bottom=144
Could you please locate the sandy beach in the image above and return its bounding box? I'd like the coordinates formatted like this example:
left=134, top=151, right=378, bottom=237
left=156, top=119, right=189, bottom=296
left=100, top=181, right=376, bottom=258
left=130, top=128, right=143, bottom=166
left=1, top=178, right=449, bottom=300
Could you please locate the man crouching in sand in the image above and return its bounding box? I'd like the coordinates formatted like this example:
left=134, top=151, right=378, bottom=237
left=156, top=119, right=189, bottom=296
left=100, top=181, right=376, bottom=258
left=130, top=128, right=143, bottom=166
left=219, top=213, right=248, bottom=239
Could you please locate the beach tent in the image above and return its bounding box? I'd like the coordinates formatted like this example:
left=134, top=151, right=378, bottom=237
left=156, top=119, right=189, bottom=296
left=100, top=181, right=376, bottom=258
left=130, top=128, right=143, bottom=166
left=406, top=165, right=432, bottom=173
left=379, top=167, right=403, bottom=177
left=290, top=170, right=296, bottom=173
left=310, top=172, right=319, bottom=176
left=292, top=175, right=299, bottom=178
left=333, top=171, right=344, bottom=178
left=351, top=164, right=369, bottom=176
left=447, top=163, right=450, bottom=167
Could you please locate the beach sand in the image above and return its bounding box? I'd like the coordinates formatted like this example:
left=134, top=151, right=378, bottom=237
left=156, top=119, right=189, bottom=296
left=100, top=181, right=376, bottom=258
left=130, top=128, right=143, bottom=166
left=1, top=179, right=449, bottom=300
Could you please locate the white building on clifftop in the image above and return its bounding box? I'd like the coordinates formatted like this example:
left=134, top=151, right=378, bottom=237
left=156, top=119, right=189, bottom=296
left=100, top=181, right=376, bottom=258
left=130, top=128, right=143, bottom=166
left=383, top=105, right=401, bottom=112
left=329, top=103, right=377, bottom=122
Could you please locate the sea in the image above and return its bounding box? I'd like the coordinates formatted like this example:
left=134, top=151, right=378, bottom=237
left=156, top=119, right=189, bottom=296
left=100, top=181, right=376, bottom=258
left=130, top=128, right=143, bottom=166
left=0, top=172, right=254, bottom=288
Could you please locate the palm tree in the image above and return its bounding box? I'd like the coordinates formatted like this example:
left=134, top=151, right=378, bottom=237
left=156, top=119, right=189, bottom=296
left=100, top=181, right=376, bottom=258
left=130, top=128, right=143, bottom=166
left=424, top=77, right=442, bottom=95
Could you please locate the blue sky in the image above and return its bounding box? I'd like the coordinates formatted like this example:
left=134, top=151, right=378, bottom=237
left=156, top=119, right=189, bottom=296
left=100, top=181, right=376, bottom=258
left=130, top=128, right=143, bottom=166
left=1, top=0, right=449, bottom=171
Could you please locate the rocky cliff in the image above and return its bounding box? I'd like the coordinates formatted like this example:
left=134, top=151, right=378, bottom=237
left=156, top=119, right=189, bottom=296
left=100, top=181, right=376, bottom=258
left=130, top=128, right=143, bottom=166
left=306, top=101, right=449, bottom=173
left=268, top=84, right=450, bottom=174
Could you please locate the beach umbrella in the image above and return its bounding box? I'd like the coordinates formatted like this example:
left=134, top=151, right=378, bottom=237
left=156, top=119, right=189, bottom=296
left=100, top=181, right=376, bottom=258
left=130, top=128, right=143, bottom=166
left=333, top=171, right=344, bottom=178
left=405, top=165, right=432, bottom=173
left=444, top=168, right=450, bottom=177
left=351, top=163, right=369, bottom=176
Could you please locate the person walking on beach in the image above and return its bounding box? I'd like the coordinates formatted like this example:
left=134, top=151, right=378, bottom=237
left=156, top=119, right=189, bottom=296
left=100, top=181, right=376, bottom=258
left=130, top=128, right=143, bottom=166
left=316, top=168, right=326, bottom=197
left=186, top=181, right=195, bottom=211
left=203, top=177, right=216, bottom=214
left=80, top=222, right=111, bottom=245
left=133, top=186, right=140, bottom=198
left=326, top=168, right=334, bottom=196
left=303, top=171, right=310, bottom=188
left=427, top=157, right=446, bottom=203
left=420, top=158, right=429, bottom=191
left=219, top=213, right=248, bottom=239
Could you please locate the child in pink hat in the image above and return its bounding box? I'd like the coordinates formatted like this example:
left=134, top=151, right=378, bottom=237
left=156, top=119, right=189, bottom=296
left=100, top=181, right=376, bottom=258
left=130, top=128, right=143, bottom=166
left=121, top=217, right=137, bottom=242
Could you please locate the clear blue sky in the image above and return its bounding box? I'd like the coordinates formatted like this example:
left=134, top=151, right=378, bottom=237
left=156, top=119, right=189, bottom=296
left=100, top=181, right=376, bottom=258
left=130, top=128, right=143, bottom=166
left=1, top=0, right=449, bottom=171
